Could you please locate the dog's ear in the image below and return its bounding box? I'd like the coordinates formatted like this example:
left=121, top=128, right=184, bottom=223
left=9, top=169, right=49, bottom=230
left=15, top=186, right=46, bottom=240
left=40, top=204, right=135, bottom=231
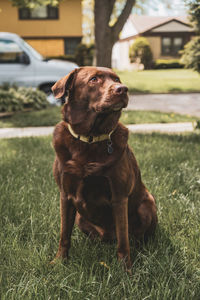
left=51, top=69, right=78, bottom=99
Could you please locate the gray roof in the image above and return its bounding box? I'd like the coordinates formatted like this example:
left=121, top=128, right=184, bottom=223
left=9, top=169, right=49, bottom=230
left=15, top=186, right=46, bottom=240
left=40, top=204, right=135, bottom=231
left=129, top=15, right=193, bottom=35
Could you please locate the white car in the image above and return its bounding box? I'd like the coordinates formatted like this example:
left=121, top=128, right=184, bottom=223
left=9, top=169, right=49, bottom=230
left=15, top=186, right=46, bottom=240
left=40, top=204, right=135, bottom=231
left=0, top=32, right=78, bottom=104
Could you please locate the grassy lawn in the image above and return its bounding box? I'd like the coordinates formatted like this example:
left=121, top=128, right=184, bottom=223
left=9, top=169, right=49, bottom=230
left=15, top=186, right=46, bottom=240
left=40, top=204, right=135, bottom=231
left=0, top=134, right=199, bottom=299
left=0, top=107, right=196, bottom=128
left=121, top=110, right=196, bottom=124
left=117, top=69, right=200, bottom=94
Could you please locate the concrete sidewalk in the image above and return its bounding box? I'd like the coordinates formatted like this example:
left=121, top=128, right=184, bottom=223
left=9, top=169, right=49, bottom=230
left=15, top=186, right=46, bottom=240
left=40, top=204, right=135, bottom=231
left=0, top=126, right=54, bottom=139
left=0, top=122, right=196, bottom=139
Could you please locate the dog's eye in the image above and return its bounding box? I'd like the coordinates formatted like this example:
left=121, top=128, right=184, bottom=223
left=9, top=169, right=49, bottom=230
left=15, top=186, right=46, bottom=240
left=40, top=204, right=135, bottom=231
left=90, top=76, right=98, bottom=82
left=114, top=78, right=120, bottom=82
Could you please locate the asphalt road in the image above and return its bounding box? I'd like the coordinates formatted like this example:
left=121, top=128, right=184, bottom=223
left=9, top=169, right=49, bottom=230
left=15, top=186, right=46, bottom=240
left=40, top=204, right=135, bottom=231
left=128, top=93, right=200, bottom=117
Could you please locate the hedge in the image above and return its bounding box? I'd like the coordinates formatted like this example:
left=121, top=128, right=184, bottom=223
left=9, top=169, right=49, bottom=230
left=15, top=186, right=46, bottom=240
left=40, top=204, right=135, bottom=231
left=154, top=59, right=184, bottom=69
left=0, top=86, right=49, bottom=113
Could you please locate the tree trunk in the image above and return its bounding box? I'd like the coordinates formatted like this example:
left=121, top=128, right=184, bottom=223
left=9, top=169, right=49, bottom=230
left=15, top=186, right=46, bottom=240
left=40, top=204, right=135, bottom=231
left=95, top=26, right=114, bottom=68
left=96, top=40, right=113, bottom=68
left=94, top=0, right=135, bottom=68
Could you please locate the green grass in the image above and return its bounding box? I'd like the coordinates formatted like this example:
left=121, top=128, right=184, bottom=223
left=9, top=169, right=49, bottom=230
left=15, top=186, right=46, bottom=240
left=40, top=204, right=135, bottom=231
left=120, top=110, right=196, bottom=124
left=0, top=134, right=199, bottom=299
left=117, top=69, right=200, bottom=94
left=0, top=107, right=62, bottom=128
left=0, top=107, right=196, bottom=128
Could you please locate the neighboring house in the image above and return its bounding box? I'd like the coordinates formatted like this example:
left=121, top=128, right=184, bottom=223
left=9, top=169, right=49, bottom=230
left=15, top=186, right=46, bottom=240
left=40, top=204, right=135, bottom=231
left=112, top=15, right=195, bottom=70
left=0, top=0, right=82, bottom=57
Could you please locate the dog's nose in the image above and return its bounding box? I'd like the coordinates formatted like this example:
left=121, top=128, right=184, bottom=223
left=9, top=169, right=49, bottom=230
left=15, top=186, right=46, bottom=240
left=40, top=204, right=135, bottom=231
left=114, top=85, right=128, bottom=95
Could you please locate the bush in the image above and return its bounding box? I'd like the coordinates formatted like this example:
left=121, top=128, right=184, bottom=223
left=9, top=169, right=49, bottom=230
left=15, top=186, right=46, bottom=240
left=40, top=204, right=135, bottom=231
left=75, top=43, right=94, bottom=66
left=180, top=36, right=200, bottom=73
left=129, top=37, right=153, bottom=69
left=154, top=59, right=184, bottom=69
left=0, top=86, right=49, bottom=113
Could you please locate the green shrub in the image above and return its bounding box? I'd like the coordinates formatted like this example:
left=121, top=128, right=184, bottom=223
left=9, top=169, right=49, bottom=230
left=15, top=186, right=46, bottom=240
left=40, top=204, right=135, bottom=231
left=129, top=37, right=153, bottom=69
left=180, top=36, right=200, bottom=73
left=75, top=43, right=94, bottom=66
left=0, top=86, right=49, bottom=113
left=154, top=59, right=184, bottom=69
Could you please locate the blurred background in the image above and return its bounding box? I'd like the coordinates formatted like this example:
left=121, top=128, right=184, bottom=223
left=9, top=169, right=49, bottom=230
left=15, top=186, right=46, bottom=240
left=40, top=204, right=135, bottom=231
left=0, top=0, right=199, bottom=112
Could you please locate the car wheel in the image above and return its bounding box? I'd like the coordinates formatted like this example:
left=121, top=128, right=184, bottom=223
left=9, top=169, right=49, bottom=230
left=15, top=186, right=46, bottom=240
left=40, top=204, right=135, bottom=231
left=40, top=84, right=53, bottom=96
left=40, top=84, right=61, bottom=106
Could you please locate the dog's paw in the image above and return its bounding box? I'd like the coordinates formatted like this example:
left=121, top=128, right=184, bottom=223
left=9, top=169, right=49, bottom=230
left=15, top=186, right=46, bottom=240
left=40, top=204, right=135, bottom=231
left=126, top=268, right=132, bottom=276
left=50, top=257, right=58, bottom=265
left=50, top=249, right=69, bottom=265
left=50, top=255, right=68, bottom=266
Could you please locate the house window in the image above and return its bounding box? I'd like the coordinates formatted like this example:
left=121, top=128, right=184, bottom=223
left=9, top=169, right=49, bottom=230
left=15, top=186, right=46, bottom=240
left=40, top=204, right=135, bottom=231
left=173, top=37, right=183, bottom=54
left=64, top=38, right=81, bottom=55
left=19, top=5, right=58, bottom=20
left=162, top=37, right=183, bottom=56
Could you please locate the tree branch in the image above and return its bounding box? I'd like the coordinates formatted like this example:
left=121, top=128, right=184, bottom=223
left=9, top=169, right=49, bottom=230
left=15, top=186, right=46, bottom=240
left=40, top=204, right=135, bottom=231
left=108, top=0, right=116, bottom=19
left=111, top=0, right=136, bottom=42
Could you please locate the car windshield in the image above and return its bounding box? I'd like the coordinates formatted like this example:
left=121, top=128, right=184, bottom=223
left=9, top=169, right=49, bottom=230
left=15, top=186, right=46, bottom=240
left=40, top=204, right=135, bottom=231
left=20, top=38, right=44, bottom=61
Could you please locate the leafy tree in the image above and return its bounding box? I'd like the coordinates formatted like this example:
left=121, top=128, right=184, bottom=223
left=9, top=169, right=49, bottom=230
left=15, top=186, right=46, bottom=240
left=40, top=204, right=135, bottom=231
left=10, top=0, right=58, bottom=8
left=129, top=37, right=153, bottom=69
left=94, top=0, right=135, bottom=67
left=180, top=37, right=200, bottom=73
left=181, top=0, right=200, bottom=73
left=186, top=0, right=200, bottom=33
left=11, top=0, right=135, bottom=68
left=82, top=0, right=171, bottom=45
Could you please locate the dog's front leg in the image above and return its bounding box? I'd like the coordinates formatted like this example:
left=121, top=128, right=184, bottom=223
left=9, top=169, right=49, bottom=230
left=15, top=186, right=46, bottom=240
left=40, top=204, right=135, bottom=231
left=55, top=190, right=76, bottom=261
left=112, top=197, right=132, bottom=273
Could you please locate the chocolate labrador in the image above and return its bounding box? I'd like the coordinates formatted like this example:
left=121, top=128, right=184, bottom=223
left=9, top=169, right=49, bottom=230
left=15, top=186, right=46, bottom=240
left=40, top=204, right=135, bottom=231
left=51, top=67, right=157, bottom=272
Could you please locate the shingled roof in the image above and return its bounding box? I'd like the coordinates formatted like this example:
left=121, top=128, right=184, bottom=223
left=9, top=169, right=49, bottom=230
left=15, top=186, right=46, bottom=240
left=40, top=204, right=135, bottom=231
left=128, top=15, right=192, bottom=35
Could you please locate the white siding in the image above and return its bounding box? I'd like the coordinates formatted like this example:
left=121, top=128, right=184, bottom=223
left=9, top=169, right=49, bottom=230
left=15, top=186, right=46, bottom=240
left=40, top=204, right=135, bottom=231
left=120, top=19, right=138, bottom=39
left=112, top=39, right=136, bottom=70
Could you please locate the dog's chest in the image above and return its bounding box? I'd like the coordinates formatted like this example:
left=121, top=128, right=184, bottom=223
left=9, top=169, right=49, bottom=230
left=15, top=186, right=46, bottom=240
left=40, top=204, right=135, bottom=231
left=73, top=175, right=113, bottom=225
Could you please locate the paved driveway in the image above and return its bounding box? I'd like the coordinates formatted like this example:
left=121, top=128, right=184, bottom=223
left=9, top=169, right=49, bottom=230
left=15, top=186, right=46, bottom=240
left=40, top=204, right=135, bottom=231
left=128, top=93, right=200, bottom=117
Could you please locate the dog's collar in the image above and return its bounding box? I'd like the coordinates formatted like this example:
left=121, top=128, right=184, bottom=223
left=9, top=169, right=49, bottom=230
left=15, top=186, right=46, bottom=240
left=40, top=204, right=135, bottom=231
left=68, top=123, right=114, bottom=144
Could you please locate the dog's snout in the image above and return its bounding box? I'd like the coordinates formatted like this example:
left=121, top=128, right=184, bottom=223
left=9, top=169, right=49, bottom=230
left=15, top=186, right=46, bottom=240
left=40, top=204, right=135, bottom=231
left=114, top=85, right=128, bottom=95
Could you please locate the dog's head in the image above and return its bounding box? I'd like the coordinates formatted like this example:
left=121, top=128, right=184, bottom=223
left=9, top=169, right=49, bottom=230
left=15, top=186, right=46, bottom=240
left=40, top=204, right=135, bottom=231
left=52, top=67, right=129, bottom=135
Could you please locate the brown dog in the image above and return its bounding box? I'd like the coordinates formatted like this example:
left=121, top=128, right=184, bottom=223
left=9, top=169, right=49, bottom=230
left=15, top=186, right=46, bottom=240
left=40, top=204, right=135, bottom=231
left=51, top=67, right=157, bottom=272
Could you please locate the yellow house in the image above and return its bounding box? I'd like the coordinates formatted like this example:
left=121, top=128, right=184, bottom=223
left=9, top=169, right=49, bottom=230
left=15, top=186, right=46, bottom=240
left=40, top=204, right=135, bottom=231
left=0, top=0, right=82, bottom=57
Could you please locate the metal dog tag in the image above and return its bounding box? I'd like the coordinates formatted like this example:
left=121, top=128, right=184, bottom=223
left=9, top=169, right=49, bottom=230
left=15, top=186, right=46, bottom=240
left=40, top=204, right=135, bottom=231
left=107, top=140, right=113, bottom=154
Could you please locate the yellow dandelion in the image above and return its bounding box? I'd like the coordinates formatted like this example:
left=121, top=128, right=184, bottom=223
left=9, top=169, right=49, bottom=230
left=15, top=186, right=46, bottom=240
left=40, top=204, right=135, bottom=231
left=100, top=261, right=109, bottom=269
left=172, top=190, right=176, bottom=195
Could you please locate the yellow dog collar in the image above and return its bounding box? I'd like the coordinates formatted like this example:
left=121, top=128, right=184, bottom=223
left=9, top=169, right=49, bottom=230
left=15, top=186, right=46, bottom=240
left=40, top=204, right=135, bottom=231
left=68, top=124, right=114, bottom=144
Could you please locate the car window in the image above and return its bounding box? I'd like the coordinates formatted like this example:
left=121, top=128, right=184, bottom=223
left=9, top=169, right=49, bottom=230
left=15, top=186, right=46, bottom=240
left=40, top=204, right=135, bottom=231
left=0, top=39, right=24, bottom=63
left=20, top=39, right=43, bottom=61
